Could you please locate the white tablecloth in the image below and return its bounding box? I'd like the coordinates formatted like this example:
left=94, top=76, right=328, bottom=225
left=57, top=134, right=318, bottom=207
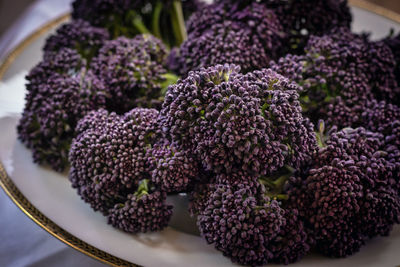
left=0, top=1, right=108, bottom=266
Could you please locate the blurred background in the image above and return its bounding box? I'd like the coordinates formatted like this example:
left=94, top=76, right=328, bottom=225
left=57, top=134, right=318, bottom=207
left=368, top=0, right=400, bottom=14
left=1, top=0, right=400, bottom=37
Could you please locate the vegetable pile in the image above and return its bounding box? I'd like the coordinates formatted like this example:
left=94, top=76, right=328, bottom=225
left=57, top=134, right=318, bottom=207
left=17, top=0, right=400, bottom=265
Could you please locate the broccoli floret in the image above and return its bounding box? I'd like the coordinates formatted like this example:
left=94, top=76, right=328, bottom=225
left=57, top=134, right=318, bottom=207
left=271, top=27, right=400, bottom=125
left=69, top=108, right=161, bottom=214
left=304, top=28, right=399, bottom=103
left=269, top=208, right=313, bottom=265
left=321, top=99, right=399, bottom=143
left=188, top=181, right=216, bottom=216
left=178, top=1, right=283, bottom=74
left=161, top=64, right=316, bottom=176
left=317, top=98, right=400, bottom=181
left=196, top=171, right=314, bottom=266
left=43, top=19, right=109, bottom=60
left=90, top=35, right=178, bottom=112
left=25, top=48, right=85, bottom=92
left=287, top=127, right=400, bottom=257
left=146, top=141, right=201, bottom=193
left=361, top=100, right=400, bottom=148
left=383, top=32, right=400, bottom=99
left=215, top=0, right=351, bottom=54
left=197, top=181, right=286, bottom=266
left=108, top=179, right=173, bottom=233
left=18, top=69, right=107, bottom=172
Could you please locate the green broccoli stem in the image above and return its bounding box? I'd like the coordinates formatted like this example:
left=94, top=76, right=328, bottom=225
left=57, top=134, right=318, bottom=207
left=265, top=193, right=289, bottom=201
left=161, top=73, right=180, bottom=94
left=151, top=1, right=163, bottom=40
left=170, top=0, right=188, bottom=46
left=135, top=179, right=150, bottom=198
left=316, top=119, right=327, bottom=148
left=259, top=165, right=295, bottom=201
left=132, top=16, right=151, bottom=35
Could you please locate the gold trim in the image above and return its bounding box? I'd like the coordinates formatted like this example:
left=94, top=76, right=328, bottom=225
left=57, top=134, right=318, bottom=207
left=0, top=163, right=134, bottom=267
left=0, top=14, right=70, bottom=79
left=349, top=0, right=400, bottom=24
left=0, top=14, right=137, bottom=267
left=0, top=4, right=400, bottom=267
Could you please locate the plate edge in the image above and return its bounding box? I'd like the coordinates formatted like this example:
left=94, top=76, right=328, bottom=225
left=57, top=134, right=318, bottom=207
left=0, top=14, right=138, bottom=267
left=349, top=0, right=400, bottom=24
left=0, top=162, right=136, bottom=267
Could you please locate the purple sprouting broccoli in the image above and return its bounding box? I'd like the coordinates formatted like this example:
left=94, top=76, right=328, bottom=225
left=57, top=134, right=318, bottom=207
left=17, top=68, right=107, bottom=172
left=178, top=1, right=284, bottom=74
left=196, top=172, right=313, bottom=266
left=271, top=27, right=400, bottom=124
left=216, top=0, right=351, bottom=54
left=69, top=108, right=161, bottom=214
left=188, top=181, right=216, bottom=217
left=108, top=179, right=172, bottom=233
left=90, top=35, right=178, bottom=113
left=69, top=108, right=178, bottom=233
left=270, top=28, right=373, bottom=106
left=161, top=64, right=316, bottom=176
left=287, top=126, right=400, bottom=257
left=268, top=208, right=313, bottom=265
left=382, top=31, right=400, bottom=102
left=318, top=99, right=400, bottom=185
left=304, top=28, right=399, bottom=103
left=71, top=0, right=204, bottom=47
left=43, top=19, right=109, bottom=60
left=321, top=99, right=400, bottom=147
left=146, top=141, right=201, bottom=193
left=361, top=100, right=400, bottom=149
left=197, top=181, right=286, bottom=266
left=25, top=48, right=85, bottom=92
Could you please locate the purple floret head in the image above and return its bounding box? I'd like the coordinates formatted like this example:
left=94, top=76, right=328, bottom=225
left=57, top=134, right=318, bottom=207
left=147, top=141, right=201, bottom=193
left=197, top=182, right=285, bottom=266
left=18, top=69, right=107, bottom=172
left=90, top=35, right=173, bottom=113
left=26, top=48, right=85, bottom=92
left=269, top=208, right=313, bottom=264
left=161, top=64, right=316, bottom=176
left=179, top=1, right=284, bottom=74
left=43, top=19, right=109, bottom=60
left=69, top=108, right=160, bottom=214
left=287, top=127, right=400, bottom=257
left=108, top=180, right=173, bottom=233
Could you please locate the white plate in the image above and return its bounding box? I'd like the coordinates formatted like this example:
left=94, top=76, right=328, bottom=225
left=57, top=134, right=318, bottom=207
left=1, top=3, right=400, bottom=267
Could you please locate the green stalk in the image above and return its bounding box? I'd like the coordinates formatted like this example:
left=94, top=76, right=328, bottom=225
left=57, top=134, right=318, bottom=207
left=259, top=165, right=295, bottom=201
left=132, top=15, right=151, bottom=35
left=152, top=1, right=163, bottom=39
left=170, top=0, right=188, bottom=46
left=161, top=73, right=180, bottom=94
left=265, top=193, right=289, bottom=201
left=272, top=173, right=291, bottom=191
left=135, top=179, right=150, bottom=198
left=316, top=119, right=326, bottom=148
left=259, top=178, right=277, bottom=189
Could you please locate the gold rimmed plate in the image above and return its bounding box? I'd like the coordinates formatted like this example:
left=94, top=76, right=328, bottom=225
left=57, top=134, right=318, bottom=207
left=1, top=2, right=400, bottom=266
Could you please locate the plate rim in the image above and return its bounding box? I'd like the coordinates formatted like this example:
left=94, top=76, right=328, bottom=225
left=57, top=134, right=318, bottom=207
left=0, top=1, right=399, bottom=266
left=0, top=13, right=137, bottom=267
